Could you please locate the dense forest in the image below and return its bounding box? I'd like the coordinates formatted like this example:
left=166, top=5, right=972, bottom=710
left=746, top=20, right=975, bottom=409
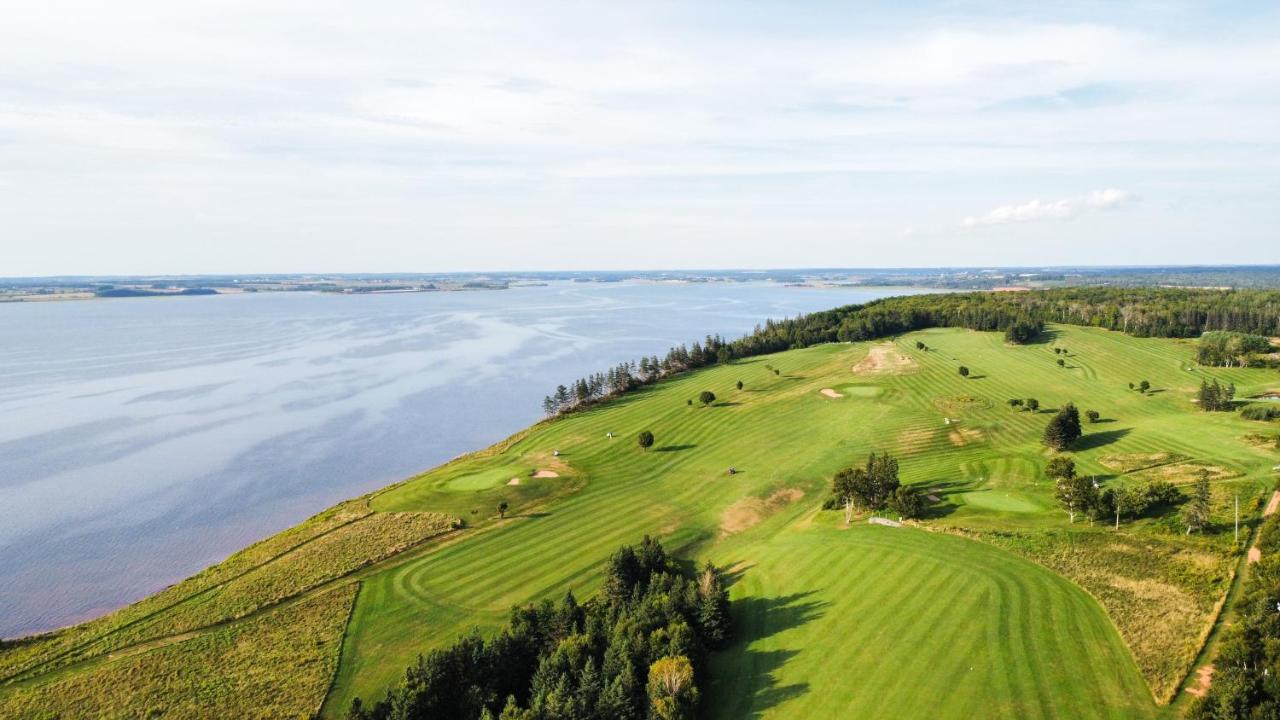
left=347, top=537, right=730, bottom=720
left=545, top=287, right=1280, bottom=414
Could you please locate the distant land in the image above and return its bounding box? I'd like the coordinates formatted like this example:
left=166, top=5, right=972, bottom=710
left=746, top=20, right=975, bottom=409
left=4, top=265, right=1280, bottom=303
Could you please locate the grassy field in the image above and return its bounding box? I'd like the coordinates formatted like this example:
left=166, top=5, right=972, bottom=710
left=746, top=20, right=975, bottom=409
left=4, top=324, right=1278, bottom=719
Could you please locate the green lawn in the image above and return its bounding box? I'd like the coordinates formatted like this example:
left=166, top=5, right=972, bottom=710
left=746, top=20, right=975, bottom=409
left=6, top=324, right=1278, bottom=719
left=705, top=521, right=1156, bottom=720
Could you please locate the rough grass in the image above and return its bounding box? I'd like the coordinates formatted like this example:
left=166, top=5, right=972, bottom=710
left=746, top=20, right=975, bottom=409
left=0, top=511, right=454, bottom=712
left=0, top=499, right=372, bottom=682
left=0, top=584, right=357, bottom=720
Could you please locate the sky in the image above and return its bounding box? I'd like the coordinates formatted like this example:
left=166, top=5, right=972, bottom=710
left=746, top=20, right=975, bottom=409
left=1, top=0, right=1278, bottom=276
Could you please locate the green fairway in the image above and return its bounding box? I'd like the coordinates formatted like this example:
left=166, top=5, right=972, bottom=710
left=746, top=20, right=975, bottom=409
left=324, top=325, right=1277, bottom=716
left=7, top=323, right=1278, bottom=719
left=705, top=522, right=1157, bottom=720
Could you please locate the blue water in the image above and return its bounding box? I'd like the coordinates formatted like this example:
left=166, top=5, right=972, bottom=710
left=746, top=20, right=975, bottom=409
left=0, top=282, right=930, bottom=636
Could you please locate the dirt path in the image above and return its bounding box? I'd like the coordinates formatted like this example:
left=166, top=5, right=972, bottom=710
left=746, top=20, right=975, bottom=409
left=1179, top=490, right=1280, bottom=704
left=1185, top=665, right=1215, bottom=697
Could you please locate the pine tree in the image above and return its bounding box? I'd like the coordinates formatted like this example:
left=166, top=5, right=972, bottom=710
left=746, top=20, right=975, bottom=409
left=696, top=563, right=731, bottom=648
left=1043, top=403, right=1082, bottom=450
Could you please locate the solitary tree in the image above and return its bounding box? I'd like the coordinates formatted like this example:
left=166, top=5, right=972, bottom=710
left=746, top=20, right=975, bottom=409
left=1057, top=358, right=1066, bottom=368
left=686, top=399, right=692, bottom=406
left=1128, top=382, right=1135, bottom=390
left=915, top=341, right=926, bottom=350
left=637, top=430, right=655, bottom=451
left=1086, top=410, right=1101, bottom=423
left=647, top=655, right=699, bottom=720
left=1044, top=403, right=1083, bottom=450
left=1054, top=348, right=1063, bottom=355
left=1007, top=398, right=1024, bottom=409
left=1025, top=398, right=1040, bottom=413
left=497, top=500, right=509, bottom=519
left=773, top=369, right=780, bottom=376
left=736, top=380, right=744, bottom=391
left=958, top=366, right=970, bottom=378
left=1139, top=380, right=1151, bottom=394
left=698, top=390, right=716, bottom=406
left=1182, top=472, right=1212, bottom=534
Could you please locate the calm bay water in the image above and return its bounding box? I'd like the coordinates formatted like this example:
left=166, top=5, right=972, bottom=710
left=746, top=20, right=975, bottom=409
left=0, top=282, right=929, bottom=637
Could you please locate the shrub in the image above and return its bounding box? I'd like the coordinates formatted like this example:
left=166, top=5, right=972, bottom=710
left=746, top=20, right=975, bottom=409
left=1242, top=405, right=1280, bottom=422
left=1086, top=410, right=1101, bottom=423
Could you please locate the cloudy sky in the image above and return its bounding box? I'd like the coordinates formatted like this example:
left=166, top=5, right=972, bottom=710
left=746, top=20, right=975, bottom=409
left=2, top=1, right=1277, bottom=275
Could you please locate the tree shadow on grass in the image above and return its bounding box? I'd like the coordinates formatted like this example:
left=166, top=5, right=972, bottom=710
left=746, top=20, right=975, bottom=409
left=655, top=444, right=697, bottom=453
left=1020, top=327, right=1062, bottom=345
left=713, top=401, right=741, bottom=407
left=917, top=479, right=970, bottom=519
left=1073, top=428, right=1132, bottom=451
left=709, top=591, right=828, bottom=718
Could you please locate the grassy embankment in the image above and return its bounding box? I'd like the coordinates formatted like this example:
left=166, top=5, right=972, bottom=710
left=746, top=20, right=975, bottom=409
left=2, top=324, right=1278, bottom=719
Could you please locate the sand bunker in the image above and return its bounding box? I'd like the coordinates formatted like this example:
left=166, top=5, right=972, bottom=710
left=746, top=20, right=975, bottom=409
left=820, top=388, right=843, bottom=398
left=927, top=494, right=942, bottom=502
left=533, top=470, right=559, bottom=479
left=852, top=343, right=916, bottom=375
left=721, top=488, right=805, bottom=535
left=507, top=478, right=521, bottom=486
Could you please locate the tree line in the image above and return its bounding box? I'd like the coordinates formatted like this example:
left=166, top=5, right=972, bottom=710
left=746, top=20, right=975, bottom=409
left=346, top=537, right=730, bottom=720
left=543, top=287, right=1280, bottom=414
left=1190, top=512, right=1280, bottom=719
left=1196, top=331, right=1278, bottom=368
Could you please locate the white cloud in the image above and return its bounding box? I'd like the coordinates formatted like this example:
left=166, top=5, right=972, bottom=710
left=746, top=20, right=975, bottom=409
left=962, top=189, right=1136, bottom=227
left=0, top=1, right=1275, bottom=273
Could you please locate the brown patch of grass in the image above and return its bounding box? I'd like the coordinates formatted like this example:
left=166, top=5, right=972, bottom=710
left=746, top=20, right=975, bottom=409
left=721, top=488, right=805, bottom=536
left=1098, top=452, right=1189, bottom=474
left=948, top=427, right=984, bottom=447
left=895, top=427, right=936, bottom=452
left=1129, top=462, right=1237, bottom=485
left=851, top=343, right=916, bottom=375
